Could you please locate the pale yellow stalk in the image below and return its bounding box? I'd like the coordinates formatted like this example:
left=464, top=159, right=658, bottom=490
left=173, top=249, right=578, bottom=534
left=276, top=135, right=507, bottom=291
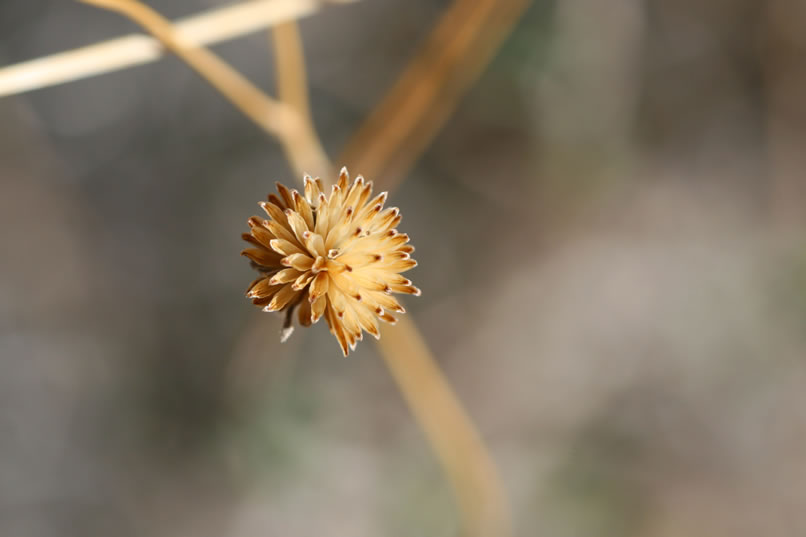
left=0, top=0, right=334, bottom=98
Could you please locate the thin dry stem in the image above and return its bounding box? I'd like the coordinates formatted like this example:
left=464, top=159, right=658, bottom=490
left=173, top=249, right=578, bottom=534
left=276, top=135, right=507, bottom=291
left=0, top=0, right=330, bottom=98
left=77, top=0, right=330, bottom=178
left=378, top=316, right=512, bottom=537
left=341, top=0, right=530, bottom=193
left=271, top=22, right=312, bottom=121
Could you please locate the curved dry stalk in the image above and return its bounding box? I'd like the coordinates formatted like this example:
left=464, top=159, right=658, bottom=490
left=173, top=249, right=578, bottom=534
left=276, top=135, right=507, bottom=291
left=77, top=1, right=514, bottom=535
left=271, top=22, right=312, bottom=120
left=378, top=316, right=511, bottom=536
left=76, top=0, right=330, bottom=178
left=0, top=0, right=331, bottom=98
left=341, top=0, right=531, bottom=193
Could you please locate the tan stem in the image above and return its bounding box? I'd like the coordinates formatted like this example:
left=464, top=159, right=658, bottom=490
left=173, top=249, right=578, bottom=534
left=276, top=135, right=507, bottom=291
left=378, top=317, right=511, bottom=537
left=77, top=0, right=329, bottom=178
left=340, top=0, right=531, bottom=193
left=0, top=0, right=329, bottom=98
left=271, top=22, right=312, bottom=121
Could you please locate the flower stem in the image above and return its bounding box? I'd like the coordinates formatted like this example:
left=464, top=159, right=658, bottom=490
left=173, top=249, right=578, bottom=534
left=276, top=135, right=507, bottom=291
left=378, top=317, right=511, bottom=537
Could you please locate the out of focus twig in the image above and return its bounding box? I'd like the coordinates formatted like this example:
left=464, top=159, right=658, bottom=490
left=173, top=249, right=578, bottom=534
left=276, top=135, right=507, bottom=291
left=341, top=0, right=530, bottom=192
left=377, top=315, right=511, bottom=537
left=76, top=0, right=329, bottom=178
left=271, top=22, right=312, bottom=120
left=0, top=0, right=339, bottom=98
left=764, top=0, right=806, bottom=228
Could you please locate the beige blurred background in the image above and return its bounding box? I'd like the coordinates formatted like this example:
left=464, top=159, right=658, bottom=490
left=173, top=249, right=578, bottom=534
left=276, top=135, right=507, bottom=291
left=1, top=1, right=806, bottom=536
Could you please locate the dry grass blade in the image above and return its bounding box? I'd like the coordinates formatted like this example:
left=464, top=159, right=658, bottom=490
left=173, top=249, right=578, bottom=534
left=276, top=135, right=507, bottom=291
left=340, top=0, right=531, bottom=191
left=0, top=0, right=331, bottom=98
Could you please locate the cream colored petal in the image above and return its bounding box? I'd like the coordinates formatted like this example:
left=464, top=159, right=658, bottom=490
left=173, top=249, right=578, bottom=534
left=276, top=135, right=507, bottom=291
left=303, top=175, right=321, bottom=206
left=355, top=197, right=385, bottom=227
left=377, top=311, right=398, bottom=324
left=268, top=194, right=287, bottom=211
left=386, top=258, right=418, bottom=272
left=311, top=256, right=327, bottom=273
left=327, top=185, right=345, bottom=230
left=293, top=190, right=315, bottom=230
left=303, top=231, right=326, bottom=258
left=355, top=181, right=373, bottom=212
left=268, top=268, right=300, bottom=285
left=246, top=277, right=279, bottom=298
left=291, top=271, right=314, bottom=291
left=284, top=209, right=309, bottom=244
left=281, top=253, right=314, bottom=271
left=325, top=303, right=351, bottom=356
left=263, top=284, right=300, bottom=312
left=275, top=182, right=295, bottom=209
left=249, top=225, right=275, bottom=250
left=339, top=305, right=362, bottom=343
left=343, top=176, right=364, bottom=208
left=242, top=232, right=263, bottom=249
left=314, top=192, right=330, bottom=237
left=241, top=248, right=283, bottom=268
left=309, top=272, right=329, bottom=302
left=328, top=270, right=362, bottom=298
left=364, top=290, right=406, bottom=313
left=310, top=294, right=326, bottom=323
left=269, top=238, right=304, bottom=256
left=353, top=303, right=380, bottom=339
left=265, top=220, right=302, bottom=248
left=372, top=207, right=400, bottom=233
left=245, top=276, right=264, bottom=295
left=337, top=166, right=350, bottom=191
left=383, top=231, right=409, bottom=246
left=259, top=200, right=287, bottom=225
left=346, top=270, right=387, bottom=292
left=338, top=251, right=383, bottom=268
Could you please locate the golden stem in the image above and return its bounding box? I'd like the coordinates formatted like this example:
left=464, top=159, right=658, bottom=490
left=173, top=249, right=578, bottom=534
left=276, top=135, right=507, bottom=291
left=378, top=318, right=511, bottom=537
left=271, top=22, right=313, bottom=122
left=341, top=0, right=531, bottom=193
left=0, top=0, right=332, bottom=98
left=77, top=0, right=329, bottom=178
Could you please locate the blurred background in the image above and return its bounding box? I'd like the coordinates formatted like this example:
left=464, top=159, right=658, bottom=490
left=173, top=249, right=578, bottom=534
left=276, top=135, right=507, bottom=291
left=1, top=0, right=806, bottom=536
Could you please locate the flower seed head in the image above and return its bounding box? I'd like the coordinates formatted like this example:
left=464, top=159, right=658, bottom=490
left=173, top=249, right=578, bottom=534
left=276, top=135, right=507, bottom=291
left=241, top=169, right=420, bottom=356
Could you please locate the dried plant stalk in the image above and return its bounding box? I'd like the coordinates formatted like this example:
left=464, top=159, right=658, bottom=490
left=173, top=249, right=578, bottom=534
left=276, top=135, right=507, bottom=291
left=341, top=0, right=530, bottom=193
left=378, top=316, right=511, bottom=536
left=77, top=0, right=329, bottom=178
left=0, top=0, right=332, bottom=98
left=271, top=21, right=312, bottom=120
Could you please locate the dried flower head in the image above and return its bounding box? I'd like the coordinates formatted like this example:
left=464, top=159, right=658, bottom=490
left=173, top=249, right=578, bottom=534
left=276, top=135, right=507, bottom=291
left=241, top=167, right=420, bottom=356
